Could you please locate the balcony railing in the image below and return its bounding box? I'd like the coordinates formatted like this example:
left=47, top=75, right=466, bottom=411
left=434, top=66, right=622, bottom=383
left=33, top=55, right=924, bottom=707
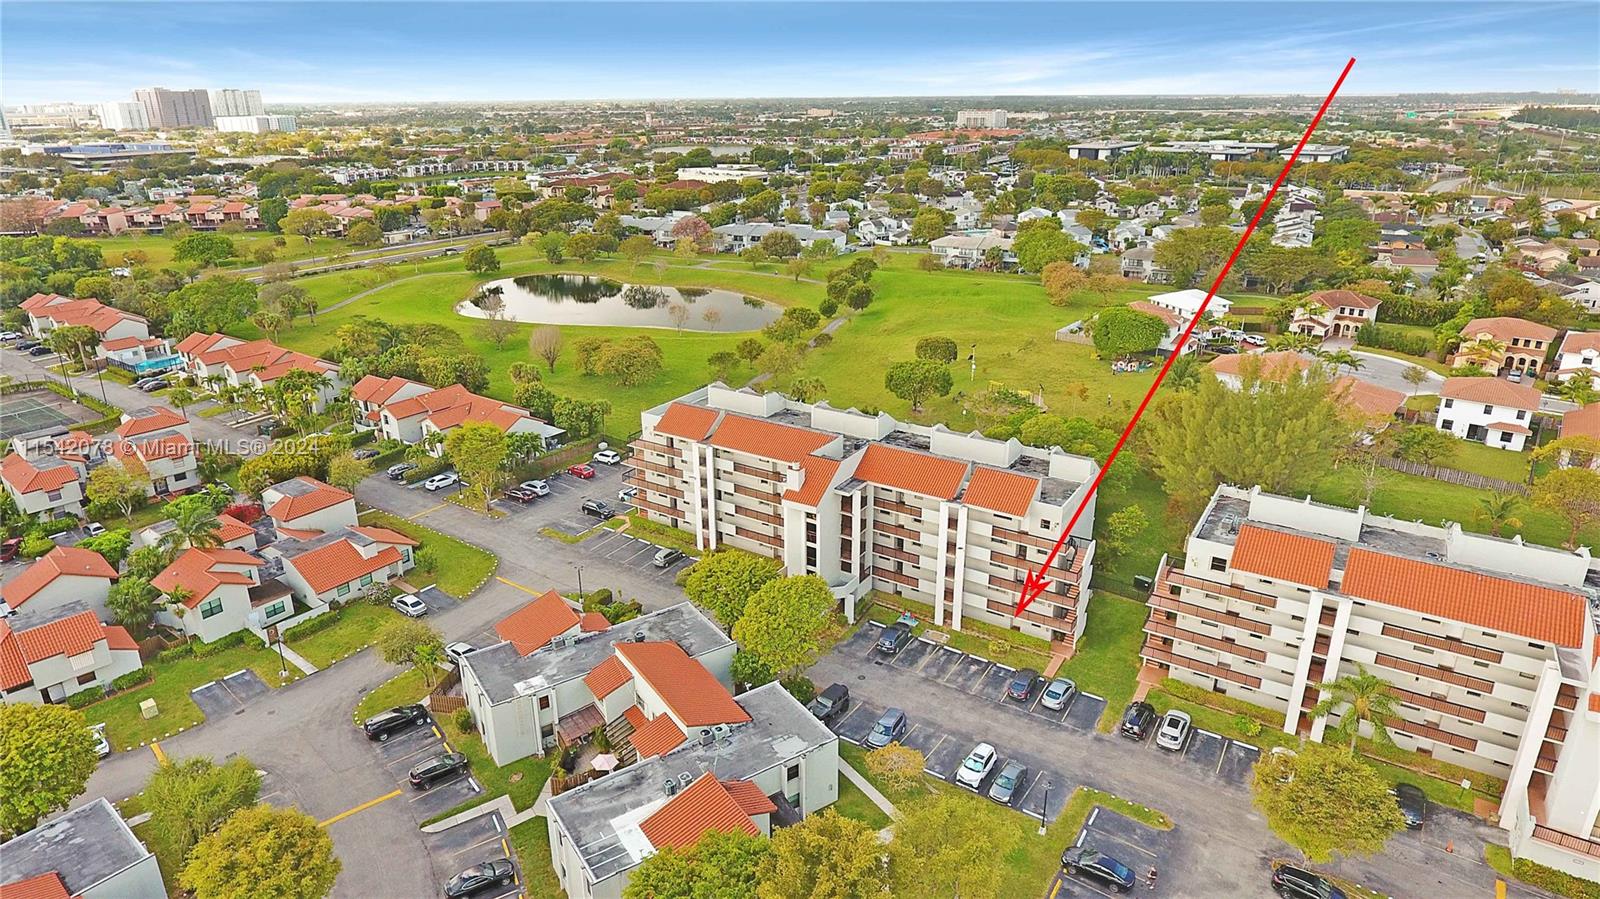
left=1387, top=684, right=1488, bottom=724
left=629, top=458, right=682, bottom=478
left=1372, top=653, right=1495, bottom=693
left=1380, top=623, right=1504, bottom=664
left=731, top=483, right=782, bottom=504
left=633, top=497, right=685, bottom=521
left=876, top=498, right=922, bottom=517
left=732, top=526, right=781, bottom=549
left=1147, top=594, right=1271, bottom=635
left=1387, top=716, right=1477, bottom=751
left=1140, top=640, right=1264, bottom=689
left=1159, top=565, right=1280, bottom=609
left=625, top=474, right=684, bottom=500
left=1533, top=826, right=1600, bottom=860
left=630, top=439, right=681, bottom=458
left=875, top=568, right=920, bottom=589
left=1144, top=617, right=1268, bottom=663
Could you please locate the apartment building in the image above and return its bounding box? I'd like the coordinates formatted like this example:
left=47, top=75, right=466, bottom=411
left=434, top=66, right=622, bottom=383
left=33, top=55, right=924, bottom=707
left=1, top=451, right=85, bottom=520
left=955, top=109, right=1009, bottom=129
left=206, top=89, right=265, bottom=118
left=174, top=333, right=343, bottom=412
left=350, top=376, right=565, bottom=452
left=630, top=385, right=1101, bottom=652
left=1140, top=485, right=1600, bottom=881
left=97, top=101, right=150, bottom=131
left=215, top=115, right=296, bottom=134
left=133, top=87, right=213, bottom=129
left=20, top=293, right=156, bottom=347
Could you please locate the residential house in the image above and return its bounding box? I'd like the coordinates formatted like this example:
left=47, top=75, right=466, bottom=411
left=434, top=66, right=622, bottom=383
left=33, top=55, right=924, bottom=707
left=1119, top=246, right=1170, bottom=283
left=619, top=212, right=693, bottom=247
left=1510, top=238, right=1571, bottom=272
left=856, top=217, right=910, bottom=246
left=1454, top=317, right=1557, bottom=376
left=265, top=525, right=417, bottom=612
left=1555, top=332, right=1600, bottom=390
left=1141, top=485, right=1600, bottom=883
left=1207, top=352, right=1404, bottom=428
left=493, top=589, right=608, bottom=656
left=1, top=452, right=85, bottom=520
left=19, top=294, right=158, bottom=353
left=1556, top=403, right=1600, bottom=468
left=262, top=476, right=358, bottom=536
left=139, top=513, right=258, bottom=553
left=1383, top=250, right=1440, bottom=282
left=1288, top=289, right=1383, bottom=341
left=152, top=547, right=268, bottom=643
left=112, top=406, right=198, bottom=497
left=928, top=232, right=1015, bottom=268
left=351, top=378, right=565, bottom=452
left=0, top=798, right=166, bottom=898
left=0, top=604, right=141, bottom=705
left=710, top=223, right=844, bottom=254
left=174, top=333, right=343, bottom=411
left=1436, top=377, right=1542, bottom=451
left=0, top=546, right=118, bottom=619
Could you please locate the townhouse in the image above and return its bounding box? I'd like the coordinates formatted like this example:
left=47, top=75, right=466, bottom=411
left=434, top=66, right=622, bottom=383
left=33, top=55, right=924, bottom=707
left=0, top=546, right=118, bottom=619
left=1, top=451, right=86, bottom=520
left=1555, top=332, right=1600, bottom=390
left=711, top=223, right=846, bottom=254
left=1436, top=376, right=1542, bottom=451
left=139, top=512, right=259, bottom=553
left=629, top=385, right=1101, bottom=651
left=111, top=406, right=199, bottom=497
left=19, top=294, right=164, bottom=359
left=0, top=798, right=166, bottom=899
left=1288, top=289, right=1382, bottom=341
left=262, top=525, right=417, bottom=612
left=1454, top=317, right=1558, bottom=377
left=929, top=232, right=1016, bottom=268
left=1141, top=485, right=1600, bottom=882
left=0, top=604, right=142, bottom=705
left=262, top=476, right=358, bottom=536
left=152, top=546, right=271, bottom=643
left=350, top=376, right=565, bottom=452
left=174, top=333, right=343, bottom=411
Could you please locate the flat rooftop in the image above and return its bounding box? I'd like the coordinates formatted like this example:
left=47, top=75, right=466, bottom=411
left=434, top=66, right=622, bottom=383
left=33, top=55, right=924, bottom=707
left=546, top=683, right=835, bottom=885
left=0, top=798, right=151, bottom=895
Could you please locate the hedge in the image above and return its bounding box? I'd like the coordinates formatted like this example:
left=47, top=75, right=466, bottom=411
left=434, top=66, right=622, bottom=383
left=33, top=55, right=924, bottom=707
left=32, top=518, right=78, bottom=537
left=111, top=666, right=152, bottom=692
left=155, top=631, right=252, bottom=663
left=283, top=607, right=344, bottom=641
left=1484, top=845, right=1600, bottom=899
left=403, top=456, right=451, bottom=484
left=1356, top=323, right=1433, bottom=358
left=66, top=688, right=103, bottom=709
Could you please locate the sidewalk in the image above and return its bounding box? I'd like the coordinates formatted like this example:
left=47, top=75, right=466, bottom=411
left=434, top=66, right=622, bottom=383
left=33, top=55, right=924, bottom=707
left=840, top=755, right=897, bottom=844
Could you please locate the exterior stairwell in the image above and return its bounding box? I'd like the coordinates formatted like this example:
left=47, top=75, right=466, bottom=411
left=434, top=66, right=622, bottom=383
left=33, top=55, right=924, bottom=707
left=604, top=714, right=639, bottom=766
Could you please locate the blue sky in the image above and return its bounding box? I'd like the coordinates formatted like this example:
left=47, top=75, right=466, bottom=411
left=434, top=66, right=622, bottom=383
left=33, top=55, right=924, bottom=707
left=3, top=2, right=1595, bottom=105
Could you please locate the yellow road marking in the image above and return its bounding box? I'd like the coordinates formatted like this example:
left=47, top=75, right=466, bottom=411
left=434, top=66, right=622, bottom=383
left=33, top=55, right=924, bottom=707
left=150, top=742, right=167, bottom=764
left=1496, top=881, right=1507, bottom=899
left=432, top=726, right=442, bottom=740
left=407, top=502, right=446, bottom=521
left=318, top=789, right=403, bottom=827
left=1046, top=878, right=1061, bottom=899
left=495, top=576, right=541, bottom=596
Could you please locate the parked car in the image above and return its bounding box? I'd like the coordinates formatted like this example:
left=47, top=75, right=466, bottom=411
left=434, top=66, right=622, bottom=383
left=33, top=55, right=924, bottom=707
left=1507, top=371, right=1523, bottom=384
left=1271, top=864, right=1347, bottom=899
left=81, top=522, right=106, bottom=538
left=362, top=704, right=428, bottom=741
left=1006, top=668, right=1041, bottom=702
left=445, top=642, right=476, bottom=665
left=1155, top=710, right=1192, bottom=751
left=17, top=339, right=40, bottom=350
left=28, top=345, right=53, bottom=357
left=582, top=499, right=615, bottom=520
left=1394, top=783, right=1426, bottom=829
left=89, top=723, right=110, bottom=759
left=875, top=621, right=913, bottom=654
left=0, top=538, right=22, bottom=562
left=567, top=463, right=596, bottom=479
left=254, top=417, right=280, bottom=434
left=1060, top=847, right=1136, bottom=893
left=503, top=486, right=538, bottom=504
left=1210, top=345, right=1239, bottom=355
left=618, top=486, right=638, bottom=503
left=988, top=759, right=1028, bottom=806
left=1242, top=334, right=1268, bottom=347
left=0, top=331, right=20, bottom=341
left=864, top=707, right=908, bottom=749
left=352, top=448, right=380, bottom=460
left=807, top=683, right=850, bottom=726
left=424, top=472, right=460, bottom=491
left=518, top=479, right=550, bottom=496
left=1040, top=677, right=1077, bottom=711
left=651, top=548, right=684, bottom=568
left=1120, top=701, right=1157, bottom=741
left=387, top=462, right=417, bottom=480
left=443, top=859, right=515, bottom=898
left=954, top=743, right=998, bottom=790
left=409, top=752, right=469, bottom=789
left=391, top=593, right=429, bottom=618
left=593, top=449, right=622, bottom=465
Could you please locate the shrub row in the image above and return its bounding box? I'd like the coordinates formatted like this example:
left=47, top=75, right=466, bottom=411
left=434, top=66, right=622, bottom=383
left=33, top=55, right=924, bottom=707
left=1356, top=323, right=1433, bottom=358
left=154, top=631, right=252, bottom=663
left=282, top=608, right=343, bottom=642
left=403, top=456, right=451, bottom=484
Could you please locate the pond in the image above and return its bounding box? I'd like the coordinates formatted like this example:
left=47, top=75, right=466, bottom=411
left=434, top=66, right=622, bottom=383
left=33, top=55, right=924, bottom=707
left=457, top=274, right=780, bottom=332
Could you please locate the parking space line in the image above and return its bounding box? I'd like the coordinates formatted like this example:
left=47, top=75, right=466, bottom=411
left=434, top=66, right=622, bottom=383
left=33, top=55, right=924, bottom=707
left=407, top=502, right=447, bottom=520
left=495, top=576, right=542, bottom=596
left=319, top=789, right=403, bottom=827
left=450, top=832, right=507, bottom=860
left=150, top=741, right=167, bottom=763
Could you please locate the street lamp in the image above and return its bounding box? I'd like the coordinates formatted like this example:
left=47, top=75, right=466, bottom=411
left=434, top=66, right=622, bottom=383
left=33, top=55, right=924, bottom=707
left=575, top=564, right=585, bottom=596
left=1038, top=779, right=1051, bottom=835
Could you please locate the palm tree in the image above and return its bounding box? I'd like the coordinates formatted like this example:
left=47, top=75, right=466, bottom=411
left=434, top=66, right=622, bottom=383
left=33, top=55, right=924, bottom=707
left=1554, top=377, right=1599, bottom=407
left=1310, top=664, right=1401, bottom=752
left=1268, top=332, right=1320, bottom=353
left=163, top=502, right=222, bottom=551
left=1318, top=349, right=1362, bottom=374
left=167, top=386, right=196, bottom=416
left=1476, top=492, right=1525, bottom=537
left=1455, top=337, right=1506, bottom=370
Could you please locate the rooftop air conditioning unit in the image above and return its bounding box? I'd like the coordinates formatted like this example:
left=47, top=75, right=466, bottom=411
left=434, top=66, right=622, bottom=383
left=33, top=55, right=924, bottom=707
left=677, top=772, right=694, bottom=789
left=663, top=779, right=678, bottom=797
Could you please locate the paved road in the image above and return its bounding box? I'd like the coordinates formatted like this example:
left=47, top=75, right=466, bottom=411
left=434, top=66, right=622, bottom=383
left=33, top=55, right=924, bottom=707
left=1427, top=176, right=1473, bottom=194
left=245, top=233, right=511, bottom=283
left=1349, top=349, right=1444, bottom=396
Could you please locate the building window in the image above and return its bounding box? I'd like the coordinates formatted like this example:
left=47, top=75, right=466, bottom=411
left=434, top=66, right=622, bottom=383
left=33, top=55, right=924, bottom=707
left=264, top=601, right=286, bottom=619
left=1210, top=557, right=1227, bottom=572
left=1482, top=404, right=1493, bottom=414
left=1499, top=432, right=1512, bottom=443
left=1441, top=398, right=1453, bottom=408
left=401, top=548, right=412, bottom=563
left=199, top=597, right=224, bottom=619
left=786, top=763, right=800, bottom=781
left=1440, top=420, right=1454, bottom=430
left=337, top=583, right=351, bottom=597
left=78, top=672, right=98, bottom=686
left=538, top=695, right=551, bottom=710
left=359, top=573, right=374, bottom=587
left=1515, top=410, right=1526, bottom=420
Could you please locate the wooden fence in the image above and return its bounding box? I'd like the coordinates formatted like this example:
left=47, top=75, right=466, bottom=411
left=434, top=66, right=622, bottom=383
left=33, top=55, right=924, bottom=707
left=1377, top=456, right=1528, bottom=494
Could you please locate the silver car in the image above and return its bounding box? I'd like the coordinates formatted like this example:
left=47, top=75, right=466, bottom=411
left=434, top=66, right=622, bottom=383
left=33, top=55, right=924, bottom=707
left=1155, top=709, right=1192, bottom=751
left=1040, top=677, right=1077, bottom=711
left=987, top=759, right=1027, bottom=805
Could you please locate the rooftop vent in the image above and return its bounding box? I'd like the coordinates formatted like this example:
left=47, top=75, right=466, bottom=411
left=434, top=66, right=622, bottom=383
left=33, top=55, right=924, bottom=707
left=663, top=779, right=678, bottom=797
left=633, top=630, right=646, bottom=643
left=677, top=772, right=694, bottom=789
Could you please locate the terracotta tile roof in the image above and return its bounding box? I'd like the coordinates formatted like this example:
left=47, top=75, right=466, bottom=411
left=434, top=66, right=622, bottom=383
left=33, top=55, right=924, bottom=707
left=622, top=705, right=649, bottom=729
left=1341, top=548, right=1586, bottom=646
left=14, top=610, right=105, bottom=663
left=494, top=590, right=580, bottom=654
left=115, top=406, right=187, bottom=438
left=103, top=625, right=138, bottom=651
left=348, top=526, right=419, bottom=547
left=284, top=539, right=402, bottom=595
left=152, top=547, right=262, bottom=607
left=628, top=713, right=687, bottom=758
left=1, top=547, right=117, bottom=609
left=614, top=641, right=750, bottom=727
left=1, top=453, right=80, bottom=495
left=276, top=526, right=324, bottom=541
left=1230, top=524, right=1336, bottom=588
left=115, top=431, right=194, bottom=464
left=582, top=655, right=634, bottom=699
left=638, top=772, right=760, bottom=850
left=1127, top=300, right=1180, bottom=328
left=1439, top=377, right=1542, bottom=410
left=1461, top=317, right=1557, bottom=343
left=1333, top=377, right=1405, bottom=422
left=1305, top=289, right=1382, bottom=310
left=0, top=871, right=71, bottom=899
left=1486, top=421, right=1532, bottom=436
left=962, top=466, right=1039, bottom=517
left=1563, top=403, right=1600, bottom=441
left=1208, top=351, right=1308, bottom=379
left=782, top=455, right=840, bottom=507
left=579, top=612, right=610, bottom=632
left=708, top=413, right=835, bottom=463
left=654, top=403, right=721, bottom=441
left=720, top=779, right=777, bottom=817
left=1558, top=332, right=1600, bottom=355
left=174, top=331, right=235, bottom=356
left=852, top=443, right=968, bottom=500
left=265, top=477, right=353, bottom=523
left=350, top=374, right=424, bottom=406
left=216, top=513, right=256, bottom=544
left=0, top=623, right=27, bottom=690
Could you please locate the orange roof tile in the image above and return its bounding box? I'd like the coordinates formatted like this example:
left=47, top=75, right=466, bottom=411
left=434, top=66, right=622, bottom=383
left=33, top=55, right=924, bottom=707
left=582, top=655, right=634, bottom=699
left=579, top=612, right=610, bottom=632
left=622, top=705, right=649, bottom=729
left=1333, top=377, right=1406, bottom=422
left=1230, top=524, right=1336, bottom=588
left=1305, top=289, right=1382, bottom=310
left=782, top=455, right=840, bottom=507
left=720, top=779, right=777, bottom=817
left=628, top=713, right=687, bottom=758
left=285, top=540, right=402, bottom=595
left=1439, top=377, right=1542, bottom=410
left=0, top=871, right=71, bottom=899
left=655, top=403, right=721, bottom=441
left=853, top=443, right=968, bottom=500
left=14, top=610, right=105, bottom=663
left=1208, top=351, right=1309, bottom=379
left=1461, top=317, right=1557, bottom=343
left=348, top=526, right=419, bottom=547
left=639, top=773, right=759, bottom=850
left=1, top=547, right=117, bottom=609
left=963, top=466, right=1038, bottom=517
left=1, top=453, right=79, bottom=495
left=350, top=374, right=424, bottom=406
left=0, top=623, right=27, bottom=690
left=152, top=547, right=261, bottom=606
left=215, top=513, right=255, bottom=544
left=115, top=406, right=187, bottom=438
left=494, top=590, right=580, bottom=654
left=1559, top=332, right=1600, bottom=356
left=708, top=413, right=835, bottom=463
left=615, top=641, right=750, bottom=727
left=1561, top=403, right=1600, bottom=441
left=103, top=625, right=138, bottom=651
left=1341, top=548, right=1586, bottom=646
left=266, top=477, right=353, bottom=523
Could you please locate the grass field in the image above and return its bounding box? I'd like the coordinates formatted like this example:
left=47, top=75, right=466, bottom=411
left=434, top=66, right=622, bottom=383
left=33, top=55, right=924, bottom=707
left=356, top=510, right=497, bottom=597
left=92, top=232, right=347, bottom=268
left=509, top=818, right=565, bottom=899
left=353, top=667, right=431, bottom=722
left=284, top=602, right=401, bottom=668
left=83, top=642, right=303, bottom=749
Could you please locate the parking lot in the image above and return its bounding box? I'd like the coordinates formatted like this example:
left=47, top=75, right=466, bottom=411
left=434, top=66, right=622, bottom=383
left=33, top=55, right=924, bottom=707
left=368, top=713, right=485, bottom=822
left=190, top=669, right=271, bottom=719
left=1052, top=805, right=1176, bottom=898
left=422, top=811, right=521, bottom=899
left=582, top=529, right=696, bottom=577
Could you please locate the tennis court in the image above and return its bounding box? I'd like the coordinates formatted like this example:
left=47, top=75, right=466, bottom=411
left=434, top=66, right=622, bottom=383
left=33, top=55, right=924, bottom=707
left=0, top=391, right=96, bottom=439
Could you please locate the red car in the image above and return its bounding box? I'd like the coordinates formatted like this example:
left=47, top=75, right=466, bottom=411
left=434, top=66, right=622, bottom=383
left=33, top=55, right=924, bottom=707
left=0, top=537, right=21, bottom=562
left=567, top=464, right=596, bottom=479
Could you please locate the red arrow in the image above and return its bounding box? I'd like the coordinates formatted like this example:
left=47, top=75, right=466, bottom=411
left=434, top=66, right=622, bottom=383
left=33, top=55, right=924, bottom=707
left=1015, top=57, right=1356, bottom=617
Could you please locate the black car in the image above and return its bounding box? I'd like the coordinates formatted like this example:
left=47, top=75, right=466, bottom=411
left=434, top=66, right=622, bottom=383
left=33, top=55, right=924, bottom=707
left=1394, top=783, right=1426, bottom=828
left=808, top=683, right=851, bottom=726
left=17, top=340, right=40, bottom=350
left=582, top=499, right=615, bottom=520
left=1210, top=345, right=1240, bottom=355
left=409, top=752, right=469, bottom=789
left=1271, top=864, right=1347, bottom=899
left=352, top=448, right=380, bottom=460
left=876, top=622, right=913, bottom=654
left=362, top=704, right=428, bottom=741
left=444, top=859, right=515, bottom=898
left=1006, top=668, right=1041, bottom=702
left=386, top=462, right=417, bottom=481
left=1060, top=846, right=1136, bottom=893
left=255, top=418, right=280, bottom=435
left=28, top=345, right=53, bottom=356
left=1119, top=701, right=1157, bottom=741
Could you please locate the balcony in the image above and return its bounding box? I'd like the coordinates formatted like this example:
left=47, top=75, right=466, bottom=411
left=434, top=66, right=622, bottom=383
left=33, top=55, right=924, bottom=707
left=633, top=497, right=684, bottom=521
left=1387, top=684, right=1488, bottom=724
left=1387, top=716, right=1477, bottom=751
left=1145, top=617, right=1268, bottom=663
left=986, top=572, right=1077, bottom=601
left=730, top=461, right=779, bottom=482
left=1147, top=593, right=1271, bottom=635
left=731, top=483, right=782, bottom=505
left=738, top=507, right=784, bottom=527
left=1159, top=565, right=1279, bottom=609
left=1532, top=825, right=1600, bottom=861
left=875, top=568, right=920, bottom=589
left=732, top=526, right=781, bottom=550
left=876, top=522, right=922, bottom=543
left=986, top=597, right=1074, bottom=630
left=629, top=457, right=682, bottom=478
left=1140, top=639, right=1264, bottom=689
left=625, top=474, right=683, bottom=500
left=630, top=439, right=681, bottom=459
left=873, top=544, right=924, bottom=566
left=1379, top=623, right=1504, bottom=664
left=1372, top=653, right=1495, bottom=693
left=876, top=498, right=922, bottom=517
left=987, top=549, right=1078, bottom=581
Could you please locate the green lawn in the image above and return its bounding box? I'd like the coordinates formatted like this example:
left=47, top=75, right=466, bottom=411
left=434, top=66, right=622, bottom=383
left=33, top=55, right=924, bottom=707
left=353, top=667, right=431, bottom=723
left=285, top=602, right=402, bottom=668
left=91, top=232, right=346, bottom=268
left=1441, top=441, right=1536, bottom=485
left=605, top=512, right=700, bottom=556
left=1052, top=593, right=1149, bottom=731
left=356, top=510, right=497, bottom=597
left=832, top=774, right=893, bottom=830
left=129, top=819, right=185, bottom=894
left=509, top=818, right=566, bottom=899
left=1093, top=469, right=1188, bottom=597
left=863, top=594, right=1053, bottom=672
left=1485, top=844, right=1600, bottom=899
left=81, top=642, right=303, bottom=750
left=422, top=712, right=553, bottom=823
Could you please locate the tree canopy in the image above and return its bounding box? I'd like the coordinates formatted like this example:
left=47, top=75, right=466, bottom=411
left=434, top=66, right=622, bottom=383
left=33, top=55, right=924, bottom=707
left=0, top=704, right=98, bottom=836
left=730, top=575, right=836, bottom=677
left=1091, top=306, right=1170, bottom=358
left=181, top=804, right=341, bottom=899
left=682, top=551, right=783, bottom=628
left=624, top=829, right=770, bottom=899
left=1251, top=741, right=1404, bottom=863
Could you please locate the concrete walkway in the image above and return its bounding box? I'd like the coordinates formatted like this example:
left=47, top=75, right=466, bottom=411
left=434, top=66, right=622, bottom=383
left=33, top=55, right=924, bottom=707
left=418, top=782, right=547, bottom=836
left=840, top=756, right=897, bottom=820
left=276, top=643, right=319, bottom=676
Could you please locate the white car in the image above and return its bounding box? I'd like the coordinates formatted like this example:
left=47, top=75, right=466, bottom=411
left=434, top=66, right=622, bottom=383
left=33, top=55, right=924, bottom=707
left=423, top=472, right=460, bottom=491
left=0, top=331, right=20, bottom=341
left=1242, top=334, right=1267, bottom=347
left=618, top=486, right=638, bottom=503
left=391, top=594, right=429, bottom=618
left=1155, top=710, right=1192, bottom=751
left=89, top=723, right=110, bottom=758
left=518, top=480, right=550, bottom=496
left=954, top=742, right=997, bottom=790
left=445, top=642, right=476, bottom=665
left=593, top=449, right=622, bottom=465
left=82, top=522, right=106, bottom=538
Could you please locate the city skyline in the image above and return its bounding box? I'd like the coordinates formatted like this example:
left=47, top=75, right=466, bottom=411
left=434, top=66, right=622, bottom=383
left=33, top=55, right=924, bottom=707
left=3, top=1, right=1596, bottom=106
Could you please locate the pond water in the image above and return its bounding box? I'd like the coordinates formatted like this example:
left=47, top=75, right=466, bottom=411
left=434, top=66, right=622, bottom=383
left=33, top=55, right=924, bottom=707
left=456, top=275, right=779, bottom=332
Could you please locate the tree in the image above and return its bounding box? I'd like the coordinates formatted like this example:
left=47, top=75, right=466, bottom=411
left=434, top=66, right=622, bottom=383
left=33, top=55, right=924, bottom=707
left=47, top=324, right=100, bottom=371
left=181, top=804, right=340, bottom=899
left=77, top=528, right=132, bottom=567
left=538, top=231, right=567, bottom=263
left=683, top=551, right=783, bottom=627
left=736, top=337, right=765, bottom=363
left=914, top=336, right=958, bottom=364
left=759, top=230, right=802, bottom=259
left=107, top=574, right=161, bottom=635
left=0, top=704, right=98, bottom=835
left=1013, top=219, right=1084, bottom=273
left=478, top=303, right=517, bottom=349
left=1310, top=663, right=1401, bottom=750
left=889, top=793, right=1004, bottom=899
left=1041, top=261, right=1089, bottom=306
left=530, top=324, right=562, bottom=372
left=741, top=245, right=770, bottom=269
left=789, top=376, right=828, bottom=403
left=1252, top=741, right=1404, bottom=863
left=785, top=257, right=813, bottom=282
left=1401, top=364, right=1430, bottom=396
left=463, top=244, right=500, bottom=274
left=1153, top=226, right=1235, bottom=288
left=884, top=358, right=953, bottom=412
left=1476, top=491, right=1525, bottom=537
left=1554, top=376, right=1600, bottom=407
left=865, top=743, right=926, bottom=793
left=280, top=208, right=336, bottom=242
left=845, top=282, right=873, bottom=311
left=1099, top=505, right=1149, bottom=563
left=671, top=215, right=712, bottom=251
left=1531, top=467, right=1600, bottom=548
left=625, top=829, right=770, bottom=899
left=86, top=461, right=145, bottom=521
left=756, top=809, right=888, bottom=899
left=1395, top=424, right=1458, bottom=466
left=620, top=234, right=654, bottom=267
left=173, top=233, right=237, bottom=267
left=143, top=755, right=262, bottom=865
left=1090, top=306, right=1169, bottom=358
left=444, top=421, right=508, bottom=511
left=567, top=232, right=601, bottom=262
left=326, top=453, right=370, bottom=493
left=730, top=575, right=835, bottom=677
left=345, top=219, right=382, bottom=247
left=378, top=618, right=447, bottom=688
left=163, top=494, right=223, bottom=549
left=595, top=335, right=665, bottom=387
left=168, top=276, right=259, bottom=339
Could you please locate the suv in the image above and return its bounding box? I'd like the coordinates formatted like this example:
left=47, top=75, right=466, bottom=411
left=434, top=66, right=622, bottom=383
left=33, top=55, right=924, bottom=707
left=864, top=708, right=907, bottom=749
left=1155, top=710, right=1192, bottom=751
left=954, top=743, right=997, bottom=790
left=582, top=499, right=615, bottom=520
left=807, top=683, right=850, bottom=726
left=1271, top=864, right=1347, bottom=899
left=651, top=548, right=684, bottom=568
left=1120, top=701, right=1157, bottom=741
left=518, top=479, right=550, bottom=496
left=1006, top=668, right=1040, bottom=702
left=1394, top=783, right=1426, bottom=828
left=1061, top=847, right=1136, bottom=893
left=876, top=622, right=913, bottom=654
left=593, top=449, right=622, bottom=465
left=362, top=704, right=428, bottom=742
left=409, top=752, right=469, bottom=789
